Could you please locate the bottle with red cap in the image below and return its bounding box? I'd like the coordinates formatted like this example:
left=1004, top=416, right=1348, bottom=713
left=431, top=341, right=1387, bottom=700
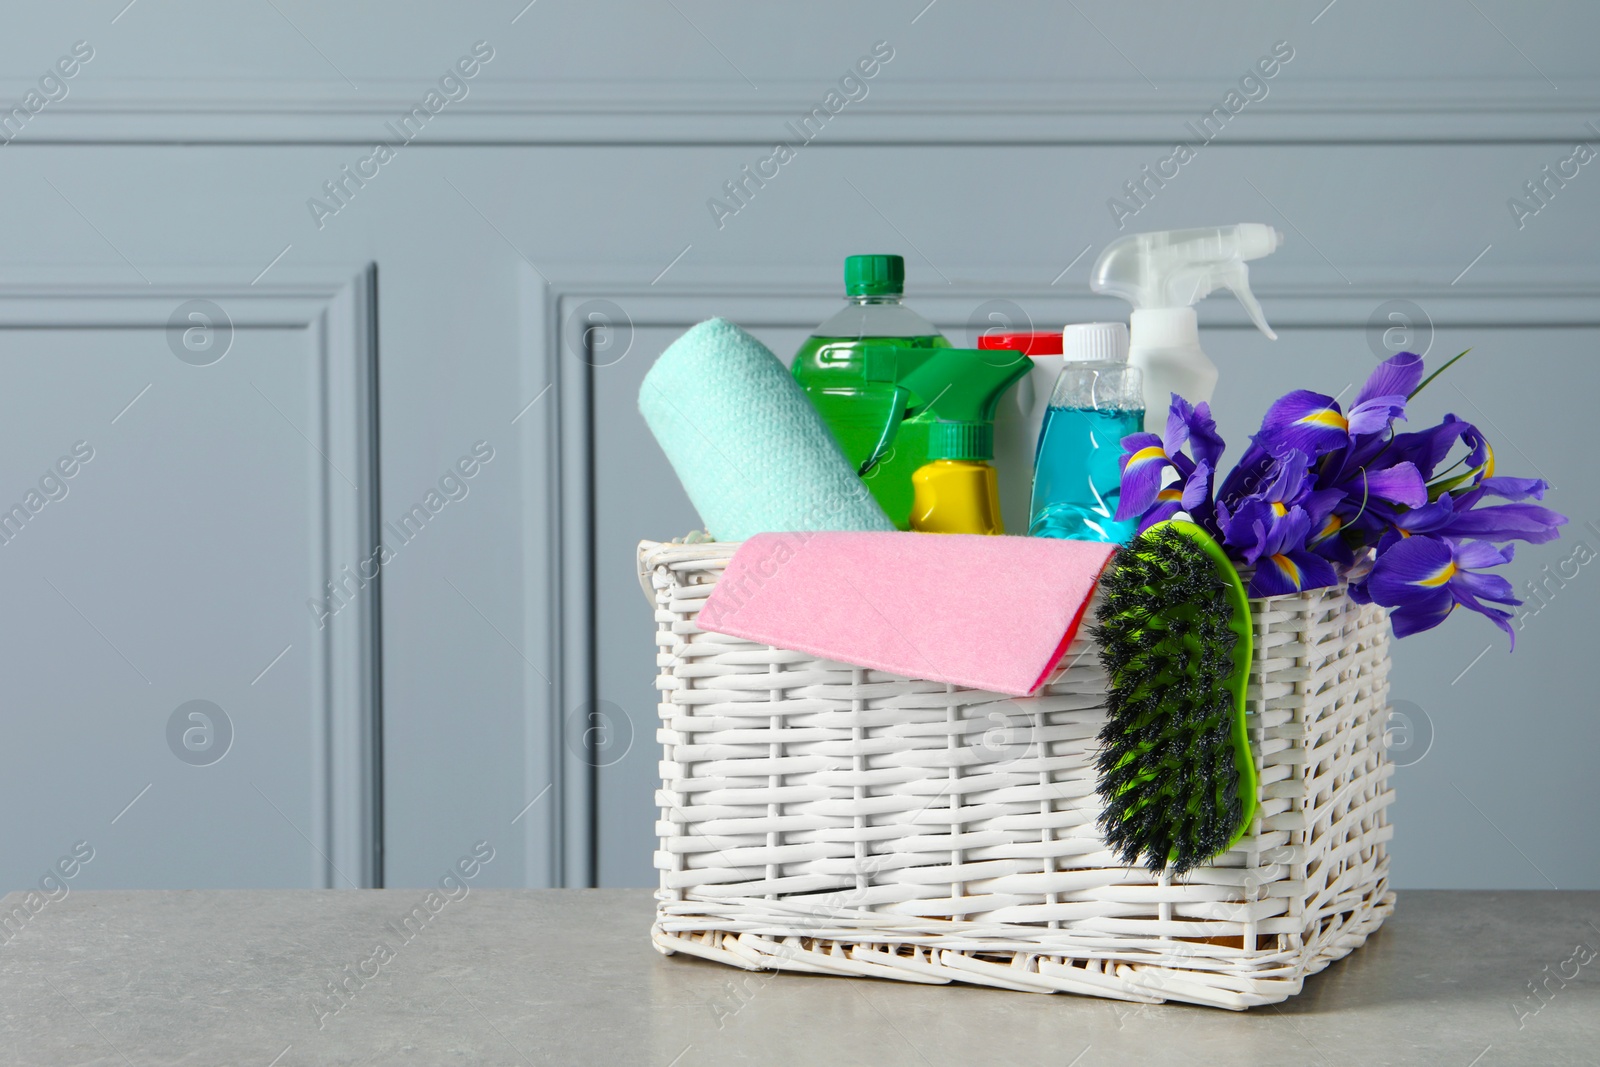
left=979, top=331, right=1064, bottom=534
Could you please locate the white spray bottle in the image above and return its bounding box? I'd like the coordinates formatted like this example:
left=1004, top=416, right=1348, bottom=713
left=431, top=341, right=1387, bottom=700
left=1090, top=224, right=1283, bottom=431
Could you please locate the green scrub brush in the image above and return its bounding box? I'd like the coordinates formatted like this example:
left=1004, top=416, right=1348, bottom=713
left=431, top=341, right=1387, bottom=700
left=1091, top=519, right=1257, bottom=874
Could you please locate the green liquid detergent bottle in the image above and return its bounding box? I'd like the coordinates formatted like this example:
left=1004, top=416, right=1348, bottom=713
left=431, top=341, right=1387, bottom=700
left=792, top=254, right=950, bottom=529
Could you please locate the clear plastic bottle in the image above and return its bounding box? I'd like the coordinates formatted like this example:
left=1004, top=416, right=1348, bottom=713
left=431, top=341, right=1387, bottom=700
left=792, top=255, right=949, bottom=528
left=1029, top=323, right=1145, bottom=544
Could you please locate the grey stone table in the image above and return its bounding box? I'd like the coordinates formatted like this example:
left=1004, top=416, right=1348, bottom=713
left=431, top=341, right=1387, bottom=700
left=1, top=889, right=1596, bottom=1066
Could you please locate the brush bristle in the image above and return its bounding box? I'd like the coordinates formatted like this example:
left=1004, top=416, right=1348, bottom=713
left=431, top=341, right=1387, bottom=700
left=1091, top=524, right=1244, bottom=874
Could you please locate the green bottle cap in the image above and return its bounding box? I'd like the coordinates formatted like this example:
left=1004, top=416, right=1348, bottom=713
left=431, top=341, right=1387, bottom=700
left=927, top=421, right=993, bottom=461
left=844, top=255, right=905, bottom=297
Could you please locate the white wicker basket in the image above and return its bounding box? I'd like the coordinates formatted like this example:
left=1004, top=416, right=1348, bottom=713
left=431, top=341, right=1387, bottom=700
left=641, top=538, right=1396, bottom=1009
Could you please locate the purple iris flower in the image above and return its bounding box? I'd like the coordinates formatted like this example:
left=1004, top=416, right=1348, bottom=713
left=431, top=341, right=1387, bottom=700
left=1113, top=395, right=1223, bottom=530
left=1217, top=449, right=1342, bottom=578
left=1257, top=352, right=1424, bottom=458
left=1245, top=506, right=1339, bottom=599
left=1356, top=534, right=1522, bottom=646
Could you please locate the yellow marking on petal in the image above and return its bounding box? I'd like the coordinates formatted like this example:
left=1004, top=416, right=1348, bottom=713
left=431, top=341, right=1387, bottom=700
left=1305, top=518, right=1344, bottom=547
left=1298, top=408, right=1349, bottom=431
left=1157, top=488, right=1183, bottom=502
left=1270, top=553, right=1301, bottom=587
left=1128, top=446, right=1167, bottom=467
left=1416, top=561, right=1458, bottom=588
left=1485, top=442, right=1496, bottom=478
left=1398, top=527, right=1411, bottom=538
left=1271, top=501, right=1287, bottom=517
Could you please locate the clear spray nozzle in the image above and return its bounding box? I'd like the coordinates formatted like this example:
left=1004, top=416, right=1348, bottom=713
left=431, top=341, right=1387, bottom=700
left=1090, top=223, right=1283, bottom=339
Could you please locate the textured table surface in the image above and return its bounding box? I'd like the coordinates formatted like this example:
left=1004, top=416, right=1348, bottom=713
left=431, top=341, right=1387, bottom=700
left=1, top=888, right=1596, bottom=1066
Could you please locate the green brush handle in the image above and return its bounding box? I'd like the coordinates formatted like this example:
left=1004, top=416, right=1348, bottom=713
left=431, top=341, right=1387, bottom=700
left=1152, top=519, right=1258, bottom=857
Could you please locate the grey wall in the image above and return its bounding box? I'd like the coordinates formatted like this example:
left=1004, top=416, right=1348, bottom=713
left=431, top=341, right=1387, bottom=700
left=0, top=1, right=1594, bottom=894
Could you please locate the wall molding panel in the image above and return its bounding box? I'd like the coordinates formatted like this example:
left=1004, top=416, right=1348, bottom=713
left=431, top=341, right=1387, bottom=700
left=3, top=78, right=1596, bottom=145
left=0, top=267, right=383, bottom=888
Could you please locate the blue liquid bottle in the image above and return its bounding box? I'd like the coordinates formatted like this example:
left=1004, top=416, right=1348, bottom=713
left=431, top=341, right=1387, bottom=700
left=1029, top=323, right=1145, bottom=544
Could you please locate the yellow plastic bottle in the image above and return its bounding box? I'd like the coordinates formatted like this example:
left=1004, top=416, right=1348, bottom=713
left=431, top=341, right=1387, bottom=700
left=910, top=458, right=1005, bottom=534
left=897, top=349, right=1028, bottom=535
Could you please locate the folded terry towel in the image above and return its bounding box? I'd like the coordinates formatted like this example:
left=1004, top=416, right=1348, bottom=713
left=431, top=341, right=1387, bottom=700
left=696, top=532, right=1116, bottom=697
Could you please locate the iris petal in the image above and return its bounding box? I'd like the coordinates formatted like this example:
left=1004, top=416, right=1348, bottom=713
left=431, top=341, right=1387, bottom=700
left=1356, top=351, right=1426, bottom=407
left=1395, top=496, right=1454, bottom=537
left=1285, top=547, right=1338, bottom=592
left=1180, top=460, right=1213, bottom=512
left=1452, top=568, right=1518, bottom=604
left=1186, top=401, right=1226, bottom=470
left=1416, top=560, right=1458, bottom=587
left=1118, top=432, right=1163, bottom=461
left=1365, top=536, right=1455, bottom=603
left=1221, top=500, right=1276, bottom=563
left=1304, top=488, right=1347, bottom=527
left=1346, top=393, right=1409, bottom=437
left=1163, top=395, right=1194, bottom=456
left=1444, top=502, right=1567, bottom=544
left=1474, top=476, right=1548, bottom=501
left=1363, top=461, right=1428, bottom=507
left=1247, top=546, right=1336, bottom=597
left=1388, top=596, right=1457, bottom=638
left=1250, top=553, right=1305, bottom=597
left=1453, top=539, right=1515, bottom=569
left=1260, top=390, right=1350, bottom=456
left=1115, top=445, right=1172, bottom=521
left=1136, top=500, right=1182, bottom=533
left=1260, top=507, right=1313, bottom=558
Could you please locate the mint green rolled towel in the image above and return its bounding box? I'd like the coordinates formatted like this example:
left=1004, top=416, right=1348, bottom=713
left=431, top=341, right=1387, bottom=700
left=639, top=318, right=893, bottom=541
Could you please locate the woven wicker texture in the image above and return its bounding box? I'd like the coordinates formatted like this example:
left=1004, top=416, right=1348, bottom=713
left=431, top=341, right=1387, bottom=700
left=642, top=539, right=1396, bottom=1009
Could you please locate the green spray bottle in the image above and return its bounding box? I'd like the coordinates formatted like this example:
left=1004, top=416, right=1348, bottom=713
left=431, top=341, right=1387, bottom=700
left=792, top=254, right=950, bottom=529
left=903, top=348, right=1032, bottom=535
left=796, top=335, right=1030, bottom=533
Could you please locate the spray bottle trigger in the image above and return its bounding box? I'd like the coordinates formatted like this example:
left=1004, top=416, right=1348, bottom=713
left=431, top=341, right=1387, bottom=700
left=1221, top=261, right=1277, bottom=341
left=860, top=386, right=909, bottom=476
left=850, top=344, right=910, bottom=474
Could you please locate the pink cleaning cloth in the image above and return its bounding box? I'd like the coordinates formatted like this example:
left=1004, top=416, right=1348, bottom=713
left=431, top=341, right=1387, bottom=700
left=696, top=531, right=1116, bottom=697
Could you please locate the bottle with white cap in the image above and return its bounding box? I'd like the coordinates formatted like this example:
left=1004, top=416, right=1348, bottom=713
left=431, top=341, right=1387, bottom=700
left=1028, top=322, right=1144, bottom=543
left=1090, top=223, right=1282, bottom=432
